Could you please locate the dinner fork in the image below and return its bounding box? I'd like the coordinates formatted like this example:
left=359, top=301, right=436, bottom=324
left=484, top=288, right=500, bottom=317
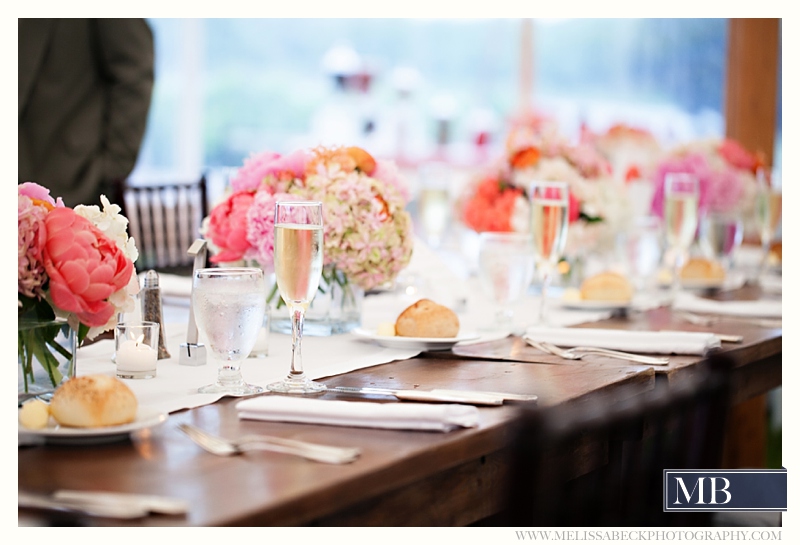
left=525, top=338, right=669, bottom=365
left=178, top=423, right=361, bottom=464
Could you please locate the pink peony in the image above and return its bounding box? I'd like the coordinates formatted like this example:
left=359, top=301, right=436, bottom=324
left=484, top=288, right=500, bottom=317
left=205, top=190, right=257, bottom=264
left=18, top=195, right=49, bottom=300
left=40, top=207, right=134, bottom=328
left=230, top=149, right=309, bottom=193
left=18, top=181, right=65, bottom=208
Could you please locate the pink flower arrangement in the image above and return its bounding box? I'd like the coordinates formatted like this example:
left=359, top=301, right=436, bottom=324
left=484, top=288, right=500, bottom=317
left=649, top=138, right=762, bottom=218
left=18, top=182, right=140, bottom=390
left=202, top=146, right=414, bottom=292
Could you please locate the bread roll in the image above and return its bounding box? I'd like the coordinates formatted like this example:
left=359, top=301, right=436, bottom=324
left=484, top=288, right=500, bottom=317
left=579, top=272, right=634, bottom=302
left=679, top=257, right=725, bottom=281
left=395, top=299, right=460, bottom=338
left=50, top=375, right=138, bottom=428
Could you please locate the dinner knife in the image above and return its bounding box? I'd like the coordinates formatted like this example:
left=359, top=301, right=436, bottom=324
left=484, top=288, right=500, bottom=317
left=328, top=386, right=504, bottom=405
left=53, top=489, right=189, bottom=515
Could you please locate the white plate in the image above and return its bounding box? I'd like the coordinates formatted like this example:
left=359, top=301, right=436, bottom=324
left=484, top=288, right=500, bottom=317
left=351, top=328, right=479, bottom=351
left=18, top=407, right=168, bottom=445
left=679, top=278, right=726, bottom=291
left=560, top=299, right=632, bottom=311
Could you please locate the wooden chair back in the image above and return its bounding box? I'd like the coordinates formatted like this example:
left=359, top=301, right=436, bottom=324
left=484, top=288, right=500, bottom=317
left=504, top=353, right=733, bottom=527
left=119, top=177, right=208, bottom=275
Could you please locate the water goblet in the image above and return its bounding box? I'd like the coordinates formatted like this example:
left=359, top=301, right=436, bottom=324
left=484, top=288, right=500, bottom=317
left=699, top=210, right=743, bottom=272
left=529, top=181, right=569, bottom=325
left=267, top=201, right=326, bottom=395
left=193, top=267, right=266, bottom=396
left=477, top=232, right=535, bottom=334
left=663, top=172, right=699, bottom=298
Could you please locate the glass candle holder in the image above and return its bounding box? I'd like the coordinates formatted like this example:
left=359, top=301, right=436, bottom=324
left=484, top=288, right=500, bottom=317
left=115, top=322, right=159, bottom=379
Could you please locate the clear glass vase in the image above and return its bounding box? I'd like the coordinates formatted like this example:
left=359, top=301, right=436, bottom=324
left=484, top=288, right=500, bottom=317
left=18, top=318, right=76, bottom=400
left=269, top=266, right=364, bottom=336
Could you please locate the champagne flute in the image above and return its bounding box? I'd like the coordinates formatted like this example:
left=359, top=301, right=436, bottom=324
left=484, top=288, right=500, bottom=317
left=755, top=169, right=782, bottom=276
left=663, top=172, right=699, bottom=297
left=529, top=181, right=569, bottom=325
left=477, top=232, right=535, bottom=333
left=193, top=267, right=266, bottom=396
left=267, top=201, right=326, bottom=394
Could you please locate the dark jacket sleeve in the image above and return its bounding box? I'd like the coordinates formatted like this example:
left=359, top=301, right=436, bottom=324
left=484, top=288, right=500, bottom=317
left=94, top=19, right=155, bottom=182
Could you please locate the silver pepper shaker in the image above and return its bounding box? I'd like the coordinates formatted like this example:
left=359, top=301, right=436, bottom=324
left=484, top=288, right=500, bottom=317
left=141, top=270, right=171, bottom=359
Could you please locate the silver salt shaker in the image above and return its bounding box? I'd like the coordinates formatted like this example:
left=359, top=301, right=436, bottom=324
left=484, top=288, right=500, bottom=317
left=141, top=270, right=171, bottom=359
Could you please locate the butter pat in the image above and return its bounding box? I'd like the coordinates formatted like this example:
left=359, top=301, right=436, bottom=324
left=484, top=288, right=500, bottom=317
left=19, top=399, right=50, bottom=430
left=562, top=287, right=582, bottom=302
left=376, top=322, right=396, bottom=336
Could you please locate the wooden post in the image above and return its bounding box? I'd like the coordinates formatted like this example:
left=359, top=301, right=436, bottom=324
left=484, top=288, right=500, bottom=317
left=724, top=18, right=780, bottom=167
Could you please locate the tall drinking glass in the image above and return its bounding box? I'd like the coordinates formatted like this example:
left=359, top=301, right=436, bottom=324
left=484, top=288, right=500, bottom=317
left=267, top=201, right=326, bottom=394
left=477, top=232, right=535, bottom=333
left=755, top=171, right=782, bottom=276
left=193, top=267, right=266, bottom=396
left=663, top=172, right=699, bottom=297
left=529, top=181, right=569, bottom=325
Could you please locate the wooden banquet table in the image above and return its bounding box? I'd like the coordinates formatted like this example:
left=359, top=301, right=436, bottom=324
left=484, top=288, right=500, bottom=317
left=18, top=285, right=781, bottom=527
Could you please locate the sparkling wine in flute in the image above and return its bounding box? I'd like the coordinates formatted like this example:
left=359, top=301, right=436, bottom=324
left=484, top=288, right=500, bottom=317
left=531, top=198, right=568, bottom=266
left=418, top=188, right=450, bottom=246
left=268, top=200, right=327, bottom=395
left=664, top=193, right=699, bottom=251
left=274, top=223, right=324, bottom=309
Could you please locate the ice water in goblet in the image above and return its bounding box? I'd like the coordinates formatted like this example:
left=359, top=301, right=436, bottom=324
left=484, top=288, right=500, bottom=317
left=267, top=201, right=326, bottom=395
left=529, top=181, right=569, bottom=325
left=193, top=267, right=266, bottom=396
left=477, top=232, right=535, bottom=334
left=699, top=211, right=743, bottom=272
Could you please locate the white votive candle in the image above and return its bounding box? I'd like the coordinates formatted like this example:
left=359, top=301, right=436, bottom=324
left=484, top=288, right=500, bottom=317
left=116, top=339, right=157, bottom=371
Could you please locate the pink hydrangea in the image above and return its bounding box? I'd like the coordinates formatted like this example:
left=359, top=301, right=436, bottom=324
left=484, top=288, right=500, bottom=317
left=650, top=153, right=745, bottom=217
left=246, top=190, right=294, bottom=270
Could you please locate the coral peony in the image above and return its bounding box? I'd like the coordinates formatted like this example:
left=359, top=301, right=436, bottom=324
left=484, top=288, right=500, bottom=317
left=204, top=190, right=257, bottom=264
left=40, top=207, right=134, bottom=328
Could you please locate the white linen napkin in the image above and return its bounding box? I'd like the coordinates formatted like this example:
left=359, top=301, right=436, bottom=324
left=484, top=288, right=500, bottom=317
left=674, top=292, right=781, bottom=318
left=236, top=396, right=480, bottom=432
left=524, top=326, right=721, bottom=355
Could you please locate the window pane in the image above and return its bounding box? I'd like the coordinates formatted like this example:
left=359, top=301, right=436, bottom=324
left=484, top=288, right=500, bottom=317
left=131, top=18, right=730, bottom=182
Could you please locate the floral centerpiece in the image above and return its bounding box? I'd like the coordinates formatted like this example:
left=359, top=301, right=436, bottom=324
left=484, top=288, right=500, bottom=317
left=18, top=182, right=140, bottom=394
left=202, top=145, right=414, bottom=334
left=460, top=131, right=632, bottom=259
left=649, top=138, right=763, bottom=221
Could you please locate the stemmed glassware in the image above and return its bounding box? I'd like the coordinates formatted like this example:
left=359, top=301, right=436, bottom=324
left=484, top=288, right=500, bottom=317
left=529, top=181, right=569, bottom=325
left=477, top=232, right=535, bottom=334
left=755, top=169, right=782, bottom=277
left=267, top=201, right=326, bottom=394
left=663, top=172, right=699, bottom=298
left=193, top=267, right=266, bottom=396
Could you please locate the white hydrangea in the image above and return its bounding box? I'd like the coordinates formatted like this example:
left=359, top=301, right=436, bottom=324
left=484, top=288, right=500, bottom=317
left=74, top=195, right=139, bottom=263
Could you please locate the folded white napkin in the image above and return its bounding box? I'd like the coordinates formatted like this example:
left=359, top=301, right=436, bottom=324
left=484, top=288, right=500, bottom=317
left=140, top=272, right=192, bottom=299
left=674, top=292, right=781, bottom=318
left=524, top=326, right=721, bottom=355
left=236, top=396, right=480, bottom=432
